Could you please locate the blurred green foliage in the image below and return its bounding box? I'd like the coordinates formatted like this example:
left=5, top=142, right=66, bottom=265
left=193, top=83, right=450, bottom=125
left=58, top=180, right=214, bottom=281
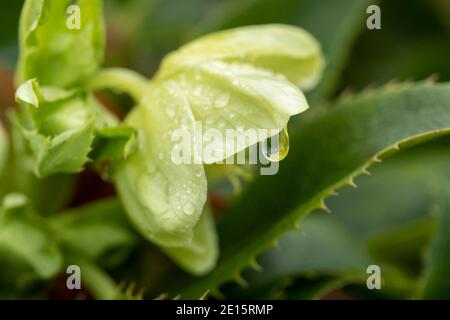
left=0, top=0, right=449, bottom=300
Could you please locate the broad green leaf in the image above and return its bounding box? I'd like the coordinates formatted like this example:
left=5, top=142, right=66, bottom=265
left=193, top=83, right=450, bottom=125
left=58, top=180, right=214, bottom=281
left=0, top=194, right=63, bottom=280
left=157, top=24, right=324, bottom=90
left=226, top=149, right=448, bottom=299
left=173, top=60, right=308, bottom=163
left=164, top=82, right=450, bottom=298
left=163, top=207, right=219, bottom=276
left=114, top=81, right=207, bottom=248
left=13, top=79, right=124, bottom=177
left=50, top=198, right=138, bottom=268
left=223, top=212, right=374, bottom=299
left=329, top=171, right=434, bottom=239
left=16, top=0, right=105, bottom=87
left=0, top=123, right=7, bottom=175
left=247, top=214, right=372, bottom=282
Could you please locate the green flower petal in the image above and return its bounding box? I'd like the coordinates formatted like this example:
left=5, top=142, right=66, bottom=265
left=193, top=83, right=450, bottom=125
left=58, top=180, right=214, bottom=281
left=112, top=24, right=323, bottom=275
left=174, top=61, right=308, bottom=163
left=157, top=24, right=324, bottom=90
left=162, top=207, right=218, bottom=276
left=114, top=81, right=207, bottom=247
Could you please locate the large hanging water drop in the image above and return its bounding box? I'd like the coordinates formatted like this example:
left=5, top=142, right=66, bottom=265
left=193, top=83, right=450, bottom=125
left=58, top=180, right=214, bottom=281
left=263, top=126, right=290, bottom=162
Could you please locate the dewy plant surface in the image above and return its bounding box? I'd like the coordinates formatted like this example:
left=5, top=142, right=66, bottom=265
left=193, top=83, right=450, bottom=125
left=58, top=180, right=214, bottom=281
left=0, top=0, right=449, bottom=300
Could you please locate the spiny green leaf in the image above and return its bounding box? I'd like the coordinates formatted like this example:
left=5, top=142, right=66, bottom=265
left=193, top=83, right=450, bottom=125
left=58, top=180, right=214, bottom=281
left=168, top=82, right=450, bottom=298
left=228, top=148, right=449, bottom=299
left=16, top=0, right=105, bottom=87
left=244, top=214, right=372, bottom=285
left=223, top=213, right=375, bottom=299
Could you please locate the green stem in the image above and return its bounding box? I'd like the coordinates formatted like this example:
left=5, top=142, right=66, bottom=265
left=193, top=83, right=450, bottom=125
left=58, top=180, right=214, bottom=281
left=67, top=253, right=118, bottom=300
left=89, top=68, right=149, bottom=102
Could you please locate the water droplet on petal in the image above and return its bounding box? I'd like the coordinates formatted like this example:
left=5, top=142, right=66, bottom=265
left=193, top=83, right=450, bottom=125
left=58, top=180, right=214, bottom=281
left=194, top=86, right=202, bottom=97
left=166, top=104, right=176, bottom=118
left=214, top=92, right=230, bottom=108
left=183, top=203, right=195, bottom=215
left=263, top=126, right=290, bottom=162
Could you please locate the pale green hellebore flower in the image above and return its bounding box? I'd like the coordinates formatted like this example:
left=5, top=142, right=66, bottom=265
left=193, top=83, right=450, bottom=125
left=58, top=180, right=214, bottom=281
left=113, top=24, right=324, bottom=275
